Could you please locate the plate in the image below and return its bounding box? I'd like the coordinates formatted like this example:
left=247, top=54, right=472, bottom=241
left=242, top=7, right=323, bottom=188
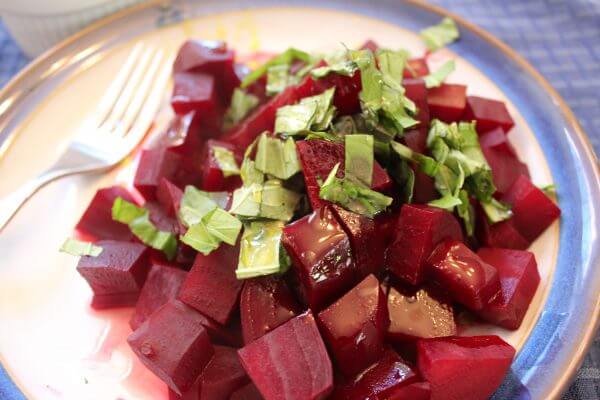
left=0, top=1, right=598, bottom=399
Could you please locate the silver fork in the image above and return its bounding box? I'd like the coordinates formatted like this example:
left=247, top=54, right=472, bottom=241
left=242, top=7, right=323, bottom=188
left=0, top=43, right=172, bottom=232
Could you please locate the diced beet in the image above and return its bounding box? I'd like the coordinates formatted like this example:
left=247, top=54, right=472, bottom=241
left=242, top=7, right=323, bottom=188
left=475, top=204, right=529, bottom=250
left=463, top=96, right=515, bottom=133
left=401, top=129, right=438, bottom=204
left=130, top=263, right=187, bottom=330
left=146, top=201, right=180, bottom=235
left=171, top=345, right=249, bottom=400
left=157, top=178, right=183, bottom=218
left=387, top=382, right=432, bottom=400
left=238, top=312, right=333, bottom=400
left=75, top=186, right=136, bottom=241
left=403, top=129, right=428, bottom=154
left=317, top=275, right=389, bottom=376
left=333, top=349, right=418, bottom=399
left=282, top=207, right=359, bottom=310
left=477, top=248, right=540, bottom=329
left=404, top=59, right=430, bottom=79
left=200, top=139, right=242, bottom=191
left=230, top=383, right=263, bottom=400
left=417, top=336, right=515, bottom=400
left=134, top=148, right=182, bottom=200
left=178, top=243, right=243, bottom=324
left=330, top=205, right=385, bottom=277
left=240, top=276, right=302, bottom=344
left=427, top=240, right=501, bottom=310
left=481, top=142, right=529, bottom=195
left=314, top=71, right=362, bottom=115
left=386, top=205, right=464, bottom=285
left=427, top=84, right=467, bottom=123
left=171, top=72, right=221, bottom=119
left=76, top=240, right=150, bottom=307
left=479, top=127, right=516, bottom=156
left=387, top=285, right=456, bottom=342
left=128, top=300, right=214, bottom=395
left=359, top=39, right=379, bottom=52
left=91, top=292, right=140, bottom=309
left=501, top=175, right=561, bottom=242
left=296, top=139, right=392, bottom=210
left=404, top=79, right=430, bottom=130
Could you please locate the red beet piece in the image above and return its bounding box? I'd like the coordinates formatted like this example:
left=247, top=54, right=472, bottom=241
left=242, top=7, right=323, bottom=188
left=417, top=335, right=515, bottom=400
left=200, top=139, right=243, bottom=191
left=463, top=96, right=515, bottom=133
left=230, top=383, right=263, bottom=400
left=238, top=312, right=333, bottom=400
left=427, top=84, right=467, bottom=123
left=134, top=148, right=182, bottom=200
left=501, top=175, right=561, bottom=242
left=333, top=349, right=418, bottom=399
left=427, top=240, right=501, bottom=310
left=314, top=70, right=362, bottom=115
left=240, top=276, right=302, bottom=344
left=128, top=300, right=214, bottom=395
left=282, top=207, right=358, bottom=310
left=76, top=240, right=150, bottom=308
left=480, top=131, right=529, bottom=194
left=404, top=78, right=430, bottom=130
left=386, top=204, right=464, bottom=285
left=178, top=243, right=243, bottom=324
left=171, top=345, right=249, bottom=400
left=477, top=248, right=540, bottom=329
left=330, top=205, right=385, bottom=277
left=157, top=178, right=183, bottom=218
left=174, top=40, right=234, bottom=76
left=130, top=263, right=187, bottom=330
left=388, top=382, right=432, bottom=400
left=404, top=58, right=430, bottom=78
left=171, top=72, right=221, bottom=119
left=91, top=292, right=140, bottom=309
left=387, top=285, right=456, bottom=342
left=402, top=128, right=437, bottom=204
left=403, top=128, right=428, bottom=154
left=75, top=186, right=136, bottom=241
left=296, top=139, right=392, bottom=210
left=359, top=39, right=379, bottom=52
left=318, top=275, right=389, bottom=376
left=479, top=127, right=516, bottom=156
left=476, top=207, right=530, bottom=250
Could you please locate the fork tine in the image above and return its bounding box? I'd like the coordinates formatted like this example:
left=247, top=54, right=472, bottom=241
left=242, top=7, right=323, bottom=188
left=113, top=49, right=165, bottom=137
left=101, top=46, right=155, bottom=133
left=94, top=43, right=143, bottom=127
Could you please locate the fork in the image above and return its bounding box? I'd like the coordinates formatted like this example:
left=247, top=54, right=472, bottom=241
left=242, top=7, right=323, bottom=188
left=0, top=43, right=172, bottom=232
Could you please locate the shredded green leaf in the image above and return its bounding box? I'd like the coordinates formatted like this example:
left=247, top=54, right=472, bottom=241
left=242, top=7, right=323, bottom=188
left=420, top=17, right=460, bottom=51
left=274, top=102, right=317, bottom=134
left=254, top=133, right=301, bottom=180
left=266, top=64, right=292, bottom=95
left=311, top=60, right=358, bottom=78
left=179, top=186, right=218, bottom=228
left=424, top=60, right=456, bottom=88
left=60, top=238, right=103, bottom=257
left=428, top=194, right=462, bottom=211
left=180, top=222, right=220, bottom=255
left=300, top=87, right=337, bottom=131
left=345, top=134, right=374, bottom=186
left=456, top=189, right=475, bottom=236
left=388, top=156, right=415, bottom=204
left=305, top=131, right=343, bottom=142
left=223, top=88, right=259, bottom=129
left=390, top=141, right=440, bottom=177
left=241, top=48, right=311, bottom=88
left=212, top=146, right=240, bottom=177
left=481, top=198, right=513, bottom=224
left=203, top=208, right=243, bottom=245
left=229, top=180, right=301, bottom=222
left=236, top=221, right=287, bottom=279
left=538, top=184, right=557, bottom=198
left=376, top=49, right=410, bottom=83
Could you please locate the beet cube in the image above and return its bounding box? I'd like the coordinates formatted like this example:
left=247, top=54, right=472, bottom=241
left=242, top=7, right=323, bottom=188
left=332, top=349, right=418, bottom=399
left=282, top=207, right=359, bottom=310
left=386, top=205, right=464, bottom=285
left=296, top=139, right=392, bottom=210
left=404, top=78, right=430, bottom=130
left=238, top=312, right=333, bottom=400
left=479, top=127, right=516, bottom=156
left=200, top=139, right=242, bottom=191
left=171, top=72, right=221, bottom=118
left=128, top=300, right=214, bottom=395
left=230, top=383, right=263, bottom=400
left=178, top=243, right=243, bottom=324
left=463, top=96, right=515, bottom=133
left=314, top=70, right=362, bottom=116
left=480, top=130, right=529, bottom=194
left=477, top=248, right=540, bottom=329
left=330, top=205, right=385, bottom=277
left=359, top=39, right=379, bottom=52
left=417, top=335, right=515, bottom=400
left=427, top=240, right=501, bottom=310
left=387, top=382, right=432, bottom=400
left=91, top=292, right=140, bottom=309
left=317, top=275, right=389, bottom=376
left=475, top=206, right=530, bottom=250
left=387, top=285, right=456, bottom=342
left=134, top=148, right=182, bottom=200
left=240, top=276, right=302, bottom=344
left=130, top=263, right=188, bottom=330
left=75, top=186, right=136, bottom=241
left=404, top=58, right=430, bottom=79
left=76, top=240, right=150, bottom=307
left=157, top=178, right=183, bottom=218
left=427, top=84, right=467, bottom=123
left=501, top=175, right=561, bottom=242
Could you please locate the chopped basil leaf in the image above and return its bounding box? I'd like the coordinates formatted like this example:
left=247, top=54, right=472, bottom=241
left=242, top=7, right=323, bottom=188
left=241, top=48, right=311, bottom=88
left=388, top=156, right=415, bottom=204
left=376, top=49, right=409, bottom=83
left=255, top=133, right=301, bottom=179
left=212, top=146, right=240, bottom=177
left=236, top=221, right=286, bottom=279
left=538, top=184, right=557, bottom=198
left=424, top=60, right=456, bottom=88
left=240, top=139, right=265, bottom=186
left=300, top=87, right=337, bottom=131
left=428, top=194, right=462, bottom=211
left=275, top=102, right=317, bottom=134
left=203, top=208, right=243, bottom=245
left=179, top=186, right=218, bottom=228
left=223, top=88, right=259, bottom=129
left=305, top=131, right=343, bottom=142
left=60, top=238, right=103, bottom=257
left=229, top=180, right=301, bottom=222
left=334, top=115, right=358, bottom=135
left=345, top=134, right=374, bottom=186
left=266, top=64, right=291, bottom=95
left=420, top=17, right=460, bottom=51
left=457, top=189, right=475, bottom=236
left=180, top=222, right=220, bottom=255
left=481, top=198, right=513, bottom=224
left=311, top=60, right=358, bottom=78
left=112, top=197, right=178, bottom=260
left=319, top=163, right=393, bottom=218
left=229, top=183, right=263, bottom=217
left=390, top=141, right=440, bottom=177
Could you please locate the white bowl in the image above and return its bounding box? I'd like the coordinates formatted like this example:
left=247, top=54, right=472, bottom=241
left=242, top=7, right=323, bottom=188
left=0, top=0, right=145, bottom=57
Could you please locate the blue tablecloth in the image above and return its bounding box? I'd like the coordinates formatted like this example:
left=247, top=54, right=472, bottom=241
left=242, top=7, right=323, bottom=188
left=0, top=0, right=598, bottom=398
